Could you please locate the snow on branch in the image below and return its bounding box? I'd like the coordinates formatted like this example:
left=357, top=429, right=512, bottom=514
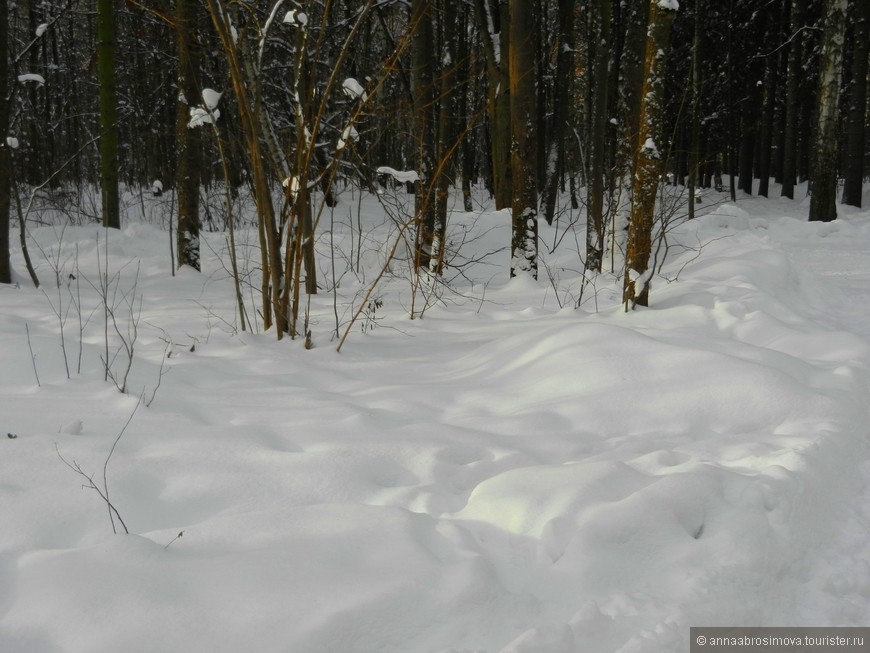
left=376, top=166, right=419, bottom=184
left=188, top=89, right=223, bottom=128
left=342, top=78, right=368, bottom=102
left=283, top=9, right=308, bottom=26
left=18, top=73, right=45, bottom=86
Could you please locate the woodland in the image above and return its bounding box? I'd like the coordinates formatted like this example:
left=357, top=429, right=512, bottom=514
left=3, top=2, right=870, bottom=649
left=0, top=0, right=868, bottom=333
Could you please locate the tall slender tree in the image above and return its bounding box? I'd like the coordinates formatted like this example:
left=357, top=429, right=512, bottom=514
left=509, top=0, right=537, bottom=278
left=808, top=0, right=847, bottom=222
left=410, top=0, right=437, bottom=271
left=176, top=0, right=202, bottom=270
left=97, top=0, right=120, bottom=228
left=0, top=0, right=10, bottom=283
left=586, top=0, right=611, bottom=270
left=842, top=0, right=869, bottom=208
left=474, top=0, right=512, bottom=209
left=781, top=0, right=806, bottom=200
left=624, top=0, right=677, bottom=308
left=540, top=0, right=574, bottom=226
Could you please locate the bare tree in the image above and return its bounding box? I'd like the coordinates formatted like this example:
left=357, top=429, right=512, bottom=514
left=808, top=0, right=847, bottom=222
left=175, top=0, right=203, bottom=270
left=509, top=0, right=537, bottom=278
left=0, top=0, right=10, bottom=283
left=842, top=0, right=869, bottom=208
left=97, top=0, right=120, bottom=229
left=624, top=0, right=677, bottom=308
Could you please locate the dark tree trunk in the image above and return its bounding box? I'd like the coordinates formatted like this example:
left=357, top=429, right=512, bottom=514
left=757, top=15, right=780, bottom=200
left=410, top=0, right=437, bottom=270
left=176, top=0, right=202, bottom=271
left=97, top=0, right=120, bottom=228
left=509, top=0, right=537, bottom=278
left=809, top=0, right=847, bottom=222
left=0, top=0, right=10, bottom=283
left=586, top=0, right=611, bottom=271
left=781, top=0, right=806, bottom=199
left=688, top=0, right=702, bottom=217
left=473, top=0, right=512, bottom=209
left=842, top=0, right=869, bottom=207
left=540, top=0, right=575, bottom=226
left=624, top=0, right=675, bottom=308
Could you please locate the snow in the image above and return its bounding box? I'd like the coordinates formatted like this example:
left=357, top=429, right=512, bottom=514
left=6, top=136, right=19, bottom=149
left=35, top=23, right=48, bottom=37
left=3, top=182, right=870, bottom=652
left=376, top=166, right=420, bottom=183
left=642, top=136, right=659, bottom=158
left=201, top=88, right=222, bottom=111
left=342, top=77, right=367, bottom=101
left=187, top=90, right=222, bottom=129
left=283, top=9, right=308, bottom=27
left=658, top=0, right=680, bottom=10
left=17, top=73, right=45, bottom=85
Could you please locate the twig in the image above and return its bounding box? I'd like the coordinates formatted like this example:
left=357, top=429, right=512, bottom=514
left=102, top=395, right=142, bottom=533
left=25, top=323, right=40, bottom=387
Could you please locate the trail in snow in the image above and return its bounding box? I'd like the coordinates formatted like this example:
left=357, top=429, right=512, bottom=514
left=746, top=196, right=870, bottom=627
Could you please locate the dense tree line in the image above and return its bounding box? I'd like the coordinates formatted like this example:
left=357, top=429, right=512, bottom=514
left=1, top=0, right=867, bottom=320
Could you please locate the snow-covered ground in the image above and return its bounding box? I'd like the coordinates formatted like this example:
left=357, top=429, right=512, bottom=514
left=2, top=183, right=870, bottom=652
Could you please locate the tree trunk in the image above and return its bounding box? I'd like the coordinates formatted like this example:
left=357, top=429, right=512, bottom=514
left=842, top=0, right=869, bottom=207
left=809, top=0, right=847, bottom=222
left=509, top=0, right=537, bottom=278
left=757, top=17, right=779, bottom=199
left=586, top=0, right=611, bottom=271
left=0, top=0, right=10, bottom=283
left=688, top=0, right=702, bottom=217
left=176, top=0, right=202, bottom=271
left=781, top=0, right=806, bottom=200
left=204, top=0, right=282, bottom=334
left=410, top=0, right=437, bottom=270
left=473, top=0, right=512, bottom=209
left=97, top=0, right=120, bottom=229
left=624, top=0, right=676, bottom=308
left=540, top=0, right=574, bottom=226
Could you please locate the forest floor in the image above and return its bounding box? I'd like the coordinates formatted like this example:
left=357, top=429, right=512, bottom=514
left=1, top=181, right=870, bottom=652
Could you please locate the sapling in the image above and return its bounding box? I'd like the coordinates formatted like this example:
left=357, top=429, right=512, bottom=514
left=56, top=395, right=141, bottom=535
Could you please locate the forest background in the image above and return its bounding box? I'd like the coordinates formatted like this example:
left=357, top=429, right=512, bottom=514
left=0, top=0, right=868, bottom=334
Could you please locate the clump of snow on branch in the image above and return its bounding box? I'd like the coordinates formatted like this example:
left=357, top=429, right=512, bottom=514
left=642, top=137, right=660, bottom=159
left=282, top=176, right=301, bottom=197
left=188, top=89, right=222, bottom=128
left=658, top=0, right=680, bottom=9
left=342, top=78, right=367, bottom=102
left=283, top=9, right=308, bottom=27
left=35, top=23, right=48, bottom=37
left=337, top=125, right=359, bottom=151
left=376, top=166, right=419, bottom=184
left=6, top=137, right=19, bottom=149
left=18, top=73, right=45, bottom=86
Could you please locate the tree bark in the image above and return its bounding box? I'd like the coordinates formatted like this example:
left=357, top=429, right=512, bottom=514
left=509, top=0, right=537, bottom=278
left=0, top=0, right=10, bottom=283
left=410, top=0, right=437, bottom=271
left=176, top=0, right=202, bottom=271
left=97, top=0, right=120, bottom=228
left=540, top=0, right=574, bottom=226
left=688, top=0, right=702, bottom=217
left=624, top=0, right=676, bottom=308
left=586, top=0, right=611, bottom=270
left=473, top=0, right=512, bottom=209
left=842, top=0, right=869, bottom=207
left=781, top=0, right=806, bottom=200
left=808, top=0, right=847, bottom=222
